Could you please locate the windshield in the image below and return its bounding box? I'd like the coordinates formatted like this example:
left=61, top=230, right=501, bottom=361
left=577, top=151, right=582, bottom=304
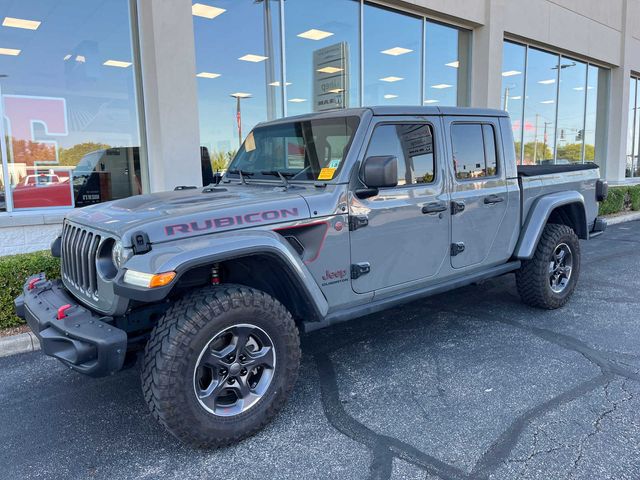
left=227, top=116, right=360, bottom=182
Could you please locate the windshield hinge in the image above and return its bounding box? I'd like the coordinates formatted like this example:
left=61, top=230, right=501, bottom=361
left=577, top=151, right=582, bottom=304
left=349, top=215, right=369, bottom=231
left=132, top=232, right=152, bottom=255
left=351, top=262, right=371, bottom=279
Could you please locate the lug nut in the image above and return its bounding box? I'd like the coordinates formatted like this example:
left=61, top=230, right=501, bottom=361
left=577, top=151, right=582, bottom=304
left=241, top=368, right=247, bottom=375
left=228, top=378, right=235, bottom=384
left=239, top=354, right=246, bottom=361
left=219, top=368, right=227, bottom=375
left=227, top=355, right=234, bottom=362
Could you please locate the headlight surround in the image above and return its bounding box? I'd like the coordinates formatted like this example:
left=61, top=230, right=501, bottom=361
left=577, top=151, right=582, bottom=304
left=111, top=240, right=133, bottom=269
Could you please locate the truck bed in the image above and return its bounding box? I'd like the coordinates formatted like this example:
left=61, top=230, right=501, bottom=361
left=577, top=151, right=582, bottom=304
left=517, top=162, right=599, bottom=177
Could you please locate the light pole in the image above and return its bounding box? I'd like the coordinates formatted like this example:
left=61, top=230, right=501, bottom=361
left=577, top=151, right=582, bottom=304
left=230, top=93, right=252, bottom=148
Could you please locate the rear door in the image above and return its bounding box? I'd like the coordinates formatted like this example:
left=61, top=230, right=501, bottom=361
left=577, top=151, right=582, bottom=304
left=349, top=117, right=450, bottom=293
left=444, top=118, right=509, bottom=269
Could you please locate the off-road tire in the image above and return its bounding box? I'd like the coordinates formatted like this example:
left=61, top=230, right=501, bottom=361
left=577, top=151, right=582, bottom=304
left=516, top=223, right=581, bottom=309
left=141, top=285, right=300, bottom=448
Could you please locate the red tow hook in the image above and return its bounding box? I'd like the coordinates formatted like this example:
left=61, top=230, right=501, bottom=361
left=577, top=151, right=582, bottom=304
left=57, top=304, right=72, bottom=320
left=28, top=277, right=43, bottom=290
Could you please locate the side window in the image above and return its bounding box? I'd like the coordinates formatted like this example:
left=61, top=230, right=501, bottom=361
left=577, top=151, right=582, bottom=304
left=451, top=123, right=499, bottom=180
left=365, top=124, right=435, bottom=186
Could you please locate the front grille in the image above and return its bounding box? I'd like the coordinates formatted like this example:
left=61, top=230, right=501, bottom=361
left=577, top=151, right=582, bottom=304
left=61, top=222, right=102, bottom=299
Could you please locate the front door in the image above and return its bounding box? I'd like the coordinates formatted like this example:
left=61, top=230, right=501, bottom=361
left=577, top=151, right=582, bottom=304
left=349, top=118, right=450, bottom=293
left=445, top=119, right=509, bottom=269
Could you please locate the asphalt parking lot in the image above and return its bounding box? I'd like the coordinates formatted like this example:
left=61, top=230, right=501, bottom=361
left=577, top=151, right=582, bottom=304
left=2, top=221, right=640, bottom=480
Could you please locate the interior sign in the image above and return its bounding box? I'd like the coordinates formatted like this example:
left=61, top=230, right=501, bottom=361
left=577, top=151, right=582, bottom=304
left=313, top=42, right=350, bottom=112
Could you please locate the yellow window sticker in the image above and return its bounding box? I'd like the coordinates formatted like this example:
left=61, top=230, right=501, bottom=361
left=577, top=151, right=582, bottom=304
left=318, top=167, right=336, bottom=180
left=245, top=131, right=256, bottom=152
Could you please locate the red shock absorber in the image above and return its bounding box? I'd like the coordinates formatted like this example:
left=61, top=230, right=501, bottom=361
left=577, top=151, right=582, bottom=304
left=211, top=264, right=221, bottom=285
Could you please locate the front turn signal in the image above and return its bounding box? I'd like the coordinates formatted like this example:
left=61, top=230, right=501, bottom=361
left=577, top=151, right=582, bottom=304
left=123, top=270, right=176, bottom=288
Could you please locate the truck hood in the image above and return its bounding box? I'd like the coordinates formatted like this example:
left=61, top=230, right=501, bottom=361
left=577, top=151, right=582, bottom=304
left=66, top=184, right=312, bottom=246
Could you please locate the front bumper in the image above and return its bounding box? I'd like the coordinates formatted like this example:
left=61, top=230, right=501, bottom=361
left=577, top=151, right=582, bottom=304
left=14, top=275, right=127, bottom=377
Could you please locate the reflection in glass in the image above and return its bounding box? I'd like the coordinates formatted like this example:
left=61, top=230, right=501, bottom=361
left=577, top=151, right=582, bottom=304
left=363, top=3, right=421, bottom=106
left=584, top=65, right=604, bottom=165
left=627, top=77, right=639, bottom=177
left=194, top=0, right=282, bottom=174
left=522, top=48, right=559, bottom=165
left=285, top=0, right=360, bottom=115
left=365, top=124, right=435, bottom=185
left=501, top=41, right=526, bottom=163
left=556, top=59, right=586, bottom=164
left=0, top=0, right=143, bottom=210
left=425, top=22, right=468, bottom=107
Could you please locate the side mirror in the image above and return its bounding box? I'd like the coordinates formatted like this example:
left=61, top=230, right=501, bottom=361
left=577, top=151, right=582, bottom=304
left=361, top=156, right=398, bottom=188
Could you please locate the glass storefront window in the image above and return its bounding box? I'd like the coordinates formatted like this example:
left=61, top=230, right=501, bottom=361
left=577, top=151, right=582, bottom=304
left=556, top=59, right=587, bottom=164
left=285, top=0, right=360, bottom=115
left=0, top=0, right=144, bottom=212
left=363, top=3, right=422, bottom=106
left=425, top=21, right=469, bottom=107
left=501, top=41, right=526, bottom=163
left=504, top=41, right=609, bottom=167
left=194, top=0, right=281, bottom=173
left=522, top=48, right=559, bottom=165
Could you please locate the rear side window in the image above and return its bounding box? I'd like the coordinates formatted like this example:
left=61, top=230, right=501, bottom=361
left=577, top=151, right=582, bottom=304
left=451, top=123, right=498, bottom=180
left=365, top=124, right=435, bottom=186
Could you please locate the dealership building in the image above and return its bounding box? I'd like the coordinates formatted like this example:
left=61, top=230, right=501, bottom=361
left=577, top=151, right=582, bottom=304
left=0, top=0, right=639, bottom=255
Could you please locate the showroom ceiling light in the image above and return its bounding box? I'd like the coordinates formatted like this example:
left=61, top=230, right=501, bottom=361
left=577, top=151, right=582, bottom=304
left=510, top=96, right=522, bottom=100
left=431, top=84, right=453, bottom=89
left=381, top=47, right=413, bottom=56
left=76, top=55, right=86, bottom=62
left=297, top=29, right=334, bottom=41
left=502, top=70, right=521, bottom=77
left=538, top=79, right=556, bottom=85
left=230, top=92, right=252, bottom=98
left=379, top=76, right=403, bottom=82
left=197, top=72, right=221, bottom=79
left=384, top=94, right=398, bottom=99
left=289, top=98, right=306, bottom=103
left=269, top=81, right=292, bottom=86
left=0, top=47, right=20, bottom=56
left=63, top=54, right=72, bottom=61
left=423, top=99, right=439, bottom=104
left=2, top=16, right=41, bottom=30
left=239, top=54, right=268, bottom=62
left=192, top=3, right=226, bottom=19
left=540, top=100, right=555, bottom=104
left=317, top=66, right=343, bottom=74
left=328, top=88, right=344, bottom=93
left=104, top=60, right=131, bottom=68
left=445, top=61, right=460, bottom=68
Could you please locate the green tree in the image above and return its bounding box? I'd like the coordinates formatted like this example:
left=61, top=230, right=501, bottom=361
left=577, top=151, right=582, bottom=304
left=58, top=142, right=111, bottom=167
left=211, top=150, right=236, bottom=172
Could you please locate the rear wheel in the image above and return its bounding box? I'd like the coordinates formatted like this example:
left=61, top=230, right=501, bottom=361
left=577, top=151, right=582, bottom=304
left=516, top=223, right=581, bottom=309
left=141, top=285, right=300, bottom=448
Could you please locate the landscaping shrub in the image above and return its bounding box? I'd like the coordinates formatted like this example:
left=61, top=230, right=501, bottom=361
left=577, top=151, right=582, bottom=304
left=628, top=185, right=640, bottom=211
left=599, top=187, right=626, bottom=216
left=0, top=251, right=60, bottom=329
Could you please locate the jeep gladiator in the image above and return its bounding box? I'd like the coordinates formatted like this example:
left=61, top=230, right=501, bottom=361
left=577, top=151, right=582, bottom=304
left=15, top=106, right=608, bottom=447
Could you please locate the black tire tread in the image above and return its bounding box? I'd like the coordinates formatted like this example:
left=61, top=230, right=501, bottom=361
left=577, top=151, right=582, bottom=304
left=516, top=223, right=580, bottom=309
left=141, top=285, right=300, bottom=448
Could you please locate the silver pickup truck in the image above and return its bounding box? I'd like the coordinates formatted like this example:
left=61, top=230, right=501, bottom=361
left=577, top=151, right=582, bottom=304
left=15, top=106, right=607, bottom=447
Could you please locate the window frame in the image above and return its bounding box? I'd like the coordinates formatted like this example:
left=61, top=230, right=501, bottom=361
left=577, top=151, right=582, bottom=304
left=449, top=121, right=501, bottom=182
left=360, top=120, right=438, bottom=189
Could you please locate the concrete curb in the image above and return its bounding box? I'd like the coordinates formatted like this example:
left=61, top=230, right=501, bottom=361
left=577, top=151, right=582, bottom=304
left=0, top=332, right=40, bottom=358
left=604, top=211, right=640, bottom=226
left=0, top=213, right=637, bottom=360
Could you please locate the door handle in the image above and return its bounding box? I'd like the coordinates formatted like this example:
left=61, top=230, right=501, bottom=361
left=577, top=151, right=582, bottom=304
left=422, top=202, right=448, bottom=214
left=484, top=195, right=504, bottom=205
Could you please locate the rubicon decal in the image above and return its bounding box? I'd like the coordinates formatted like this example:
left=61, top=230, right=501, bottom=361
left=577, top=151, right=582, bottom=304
left=165, top=208, right=300, bottom=236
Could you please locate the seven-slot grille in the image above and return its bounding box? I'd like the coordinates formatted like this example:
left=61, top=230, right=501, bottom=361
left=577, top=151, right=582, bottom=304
left=61, top=222, right=102, bottom=298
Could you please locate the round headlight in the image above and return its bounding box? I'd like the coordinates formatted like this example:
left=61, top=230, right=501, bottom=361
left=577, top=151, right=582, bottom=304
left=111, top=240, right=132, bottom=269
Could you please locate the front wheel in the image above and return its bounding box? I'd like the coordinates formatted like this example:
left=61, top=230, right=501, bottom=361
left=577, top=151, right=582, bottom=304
left=141, top=285, right=300, bottom=448
left=516, top=223, right=581, bottom=309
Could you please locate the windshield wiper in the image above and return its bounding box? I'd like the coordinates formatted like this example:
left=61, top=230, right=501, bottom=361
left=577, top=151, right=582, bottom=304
left=261, top=170, right=296, bottom=189
left=227, top=168, right=254, bottom=185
